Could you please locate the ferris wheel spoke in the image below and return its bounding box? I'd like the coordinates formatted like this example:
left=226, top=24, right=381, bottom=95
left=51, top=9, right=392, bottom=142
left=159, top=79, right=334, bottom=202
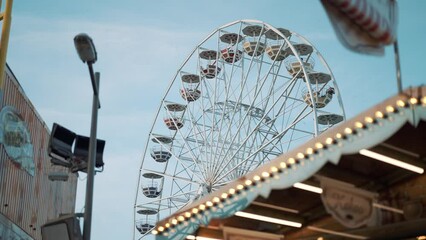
left=209, top=52, right=287, bottom=178
left=165, top=106, right=211, bottom=182
left=214, top=107, right=313, bottom=183
left=182, top=54, right=215, bottom=182
left=143, top=169, right=201, bottom=185
left=210, top=71, right=300, bottom=181
left=216, top=51, right=270, bottom=141
left=208, top=73, right=256, bottom=178
left=197, top=43, right=229, bottom=180
left=136, top=189, right=199, bottom=208
left=207, top=101, right=230, bottom=172
left=259, top=106, right=315, bottom=154
left=184, top=107, right=214, bottom=179
left=218, top=103, right=312, bottom=181
left=171, top=180, right=193, bottom=201
left=168, top=140, right=206, bottom=184
left=211, top=114, right=272, bottom=183
left=195, top=50, right=217, bottom=181
left=207, top=54, right=251, bottom=177
left=263, top=82, right=304, bottom=149
left=205, top=31, right=222, bottom=182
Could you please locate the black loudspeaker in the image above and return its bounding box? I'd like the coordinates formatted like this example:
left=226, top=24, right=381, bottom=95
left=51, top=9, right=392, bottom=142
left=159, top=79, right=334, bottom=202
left=73, top=135, right=106, bottom=171
left=48, top=123, right=76, bottom=167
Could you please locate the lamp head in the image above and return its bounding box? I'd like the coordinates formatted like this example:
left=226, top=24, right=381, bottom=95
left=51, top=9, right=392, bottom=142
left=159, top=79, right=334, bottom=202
left=74, top=33, right=97, bottom=63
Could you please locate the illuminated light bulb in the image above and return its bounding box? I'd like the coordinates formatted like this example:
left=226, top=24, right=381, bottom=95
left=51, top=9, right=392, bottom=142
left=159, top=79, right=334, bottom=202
left=306, top=148, right=314, bottom=155
left=315, top=142, right=323, bottom=149
left=355, top=122, right=364, bottom=129
left=365, top=116, right=374, bottom=123
left=192, top=208, right=199, bottom=214
left=171, top=219, right=178, bottom=225
left=221, top=193, right=228, bottom=199
left=213, top=197, right=220, bottom=203
left=297, top=153, right=305, bottom=159
left=344, top=128, right=352, bottom=134
left=199, top=204, right=206, bottom=211
left=325, top=137, right=334, bottom=145
left=288, top=158, right=296, bottom=164
left=253, top=175, right=261, bottom=181
left=422, top=96, right=426, bottom=105
left=270, top=166, right=278, bottom=173
left=386, top=106, right=395, bottom=113
left=245, top=180, right=252, bottom=186
left=158, top=226, right=165, bottom=232
left=178, top=215, right=185, bottom=222
left=262, top=172, right=270, bottom=178
left=375, top=111, right=384, bottom=118
left=236, top=184, right=244, bottom=190
left=228, top=188, right=236, bottom=194
left=165, top=223, right=170, bottom=228
left=152, top=230, right=158, bottom=235
left=280, top=162, right=287, bottom=169
left=396, top=100, right=406, bottom=107
left=185, top=212, right=191, bottom=218
left=410, top=97, right=418, bottom=105
left=206, top=201, right=213, bottom=207
left=336, top=133, right=342, bottom=139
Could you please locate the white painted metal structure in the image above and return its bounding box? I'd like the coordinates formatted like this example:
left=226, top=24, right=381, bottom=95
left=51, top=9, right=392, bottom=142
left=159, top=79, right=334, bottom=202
left=133, top=20, right=345, bottom=239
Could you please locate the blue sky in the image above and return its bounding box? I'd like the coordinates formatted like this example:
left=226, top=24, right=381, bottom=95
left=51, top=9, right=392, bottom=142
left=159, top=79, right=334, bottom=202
left=6, top=1, right=426, bottom=239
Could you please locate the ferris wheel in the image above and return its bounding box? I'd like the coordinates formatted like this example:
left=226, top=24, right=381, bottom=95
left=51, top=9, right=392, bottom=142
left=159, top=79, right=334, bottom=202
left=133, top=19, right=345, bottom=238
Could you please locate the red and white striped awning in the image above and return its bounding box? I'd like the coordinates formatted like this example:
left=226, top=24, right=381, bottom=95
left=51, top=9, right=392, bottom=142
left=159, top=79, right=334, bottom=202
left=153, top=86, right=426, bottom=240
left=321, top=0, right=397, bottom=55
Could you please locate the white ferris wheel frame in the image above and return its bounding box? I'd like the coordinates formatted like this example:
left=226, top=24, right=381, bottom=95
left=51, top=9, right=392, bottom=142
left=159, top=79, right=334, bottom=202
left=133, top=19, right=346, bottom=239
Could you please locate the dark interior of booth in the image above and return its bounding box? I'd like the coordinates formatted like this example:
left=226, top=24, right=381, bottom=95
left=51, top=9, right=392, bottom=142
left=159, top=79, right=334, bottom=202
left=195, top=120, right=426, bottom=239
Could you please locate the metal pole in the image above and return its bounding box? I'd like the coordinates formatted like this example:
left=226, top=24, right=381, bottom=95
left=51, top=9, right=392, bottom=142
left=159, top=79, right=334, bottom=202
left=393, top=40, right=403, bottom=94
left=87, top=62, right=98, bottom=96
left=83, top=71, right=100, bottom=240
left=0, top=0, right=13, bottom=106
left=87, top=62, right=101, bottom=108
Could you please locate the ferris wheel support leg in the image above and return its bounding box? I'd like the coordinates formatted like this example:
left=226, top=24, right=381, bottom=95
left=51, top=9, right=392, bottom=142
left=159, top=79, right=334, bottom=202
left=393, top=40, right=403, bottom=94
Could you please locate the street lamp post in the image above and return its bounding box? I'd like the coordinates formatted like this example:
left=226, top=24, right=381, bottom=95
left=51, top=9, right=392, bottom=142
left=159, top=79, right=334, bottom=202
left=74, top=33, right=100, bottom=240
